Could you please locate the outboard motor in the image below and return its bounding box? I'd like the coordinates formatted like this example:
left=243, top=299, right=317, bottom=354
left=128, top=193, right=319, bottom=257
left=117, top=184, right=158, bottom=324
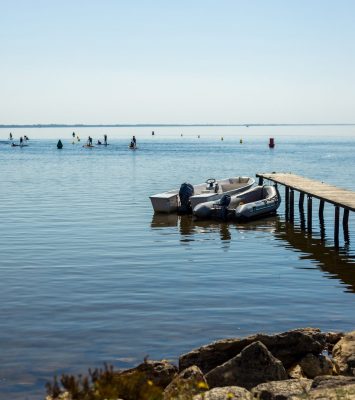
left=217, top=194, right=231, bottom=220
left=178, top=183, right=194, bottom=213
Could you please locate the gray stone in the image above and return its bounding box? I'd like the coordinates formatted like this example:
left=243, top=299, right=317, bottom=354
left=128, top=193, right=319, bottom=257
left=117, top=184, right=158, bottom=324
left=333, top=331, right=355, bottom=376
left=299, top=353, right=335, bottom=378
left=163, top=365, right=208, bottom=400
left=289, top=383, right=355, bottom=399
left=193, top=386, right=251, bottom=400
left=179, top=328, right=325, bottom=374
left=251, top=379, right=312, bottom=399
left=205, top=341, right=288, bottom=390
left=120, top=359, right=177, bottom=388
left=311, top=375, right=355, bottom=389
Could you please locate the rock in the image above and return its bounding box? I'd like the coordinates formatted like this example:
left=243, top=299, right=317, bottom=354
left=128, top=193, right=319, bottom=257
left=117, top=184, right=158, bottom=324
left=120, top=359, right=177, bottom=389
left=325, top=331, right=344, bottom=350
left=289, top=383, right=355, bottom=399
left=205, top=341, right=288, bottom=390
left=179, top=328, right=325, bottom=374
left=193, top=386, right=252, bottom=400
left=288, top=364, right=306, bottom=379
left=311, top=375, right=355, bottom=389
left=333, top=331, right=355, bottom=376
left=299, top=353, right=335, bottom=378
left=251, top=378, right=312, bottom=399
left=163, top=365, right=208, bottom=400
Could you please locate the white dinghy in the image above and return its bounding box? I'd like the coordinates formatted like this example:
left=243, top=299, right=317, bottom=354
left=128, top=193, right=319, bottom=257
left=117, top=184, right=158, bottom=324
left=150, top=176, right=255, bottom=213
left=193, top=185, right=281, bottom=221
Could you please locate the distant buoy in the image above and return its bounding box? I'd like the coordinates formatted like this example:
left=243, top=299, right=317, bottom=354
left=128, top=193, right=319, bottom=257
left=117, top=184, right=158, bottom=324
left=240, top=138, right=243, bottom=144
left=152, top=131, right=155, bottom=136
left=181, top=133, right=183, bottom=137
left=57, top=140, right=63, bottom=149
left=269, top=138, right=275, bottom=148
left=221, top=137, right=224, bottom=141
left=198, top=135, right=200, bottom=138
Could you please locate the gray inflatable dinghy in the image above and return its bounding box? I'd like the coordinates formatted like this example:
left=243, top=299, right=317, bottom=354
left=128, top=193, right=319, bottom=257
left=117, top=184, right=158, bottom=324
left=193, top=185, right=281, bottom=221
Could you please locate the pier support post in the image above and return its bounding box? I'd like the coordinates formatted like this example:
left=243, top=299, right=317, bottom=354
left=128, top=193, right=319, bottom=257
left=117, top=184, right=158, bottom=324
left=334, top=206, right=340, bottom=248
left=299, top=192, right=305, bottom=210
left=319, top=200, right=325, bottom=240
left=285, top=186, right=289, bottom=221
left=343, top=208, right=350, bottom=244
left=258, top=176, right=264, bottom=185
left=319, top=200, right=324, bottom=219
left=307, top=195, right=312, bottom=232
left=290, top=189, right=294, bottom=223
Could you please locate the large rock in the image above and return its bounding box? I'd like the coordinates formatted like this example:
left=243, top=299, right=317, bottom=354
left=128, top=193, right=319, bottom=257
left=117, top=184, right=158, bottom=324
left=179, top=328, right=325, bottom=374
left=289, top=383, right=355, bottom=399
left=333, top=331, right=355, bottom=376
left=325, top=331, right=344, bottom=351
left=119, top=359, right=177, bottom=388
left=205, top=341, right=288, bottom=390
left=311, top=375, right=355, bottom=389
left=193, top=386, right=252, bottom=400
left=251, top=379, right=312, bottom=399
left=299, top=353, right=335, bottom=378
left=163, top=365, right=208, bottom=400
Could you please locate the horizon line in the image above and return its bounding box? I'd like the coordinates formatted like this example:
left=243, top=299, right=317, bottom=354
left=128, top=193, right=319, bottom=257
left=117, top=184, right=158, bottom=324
left=1, top=123, right=355, bottom=128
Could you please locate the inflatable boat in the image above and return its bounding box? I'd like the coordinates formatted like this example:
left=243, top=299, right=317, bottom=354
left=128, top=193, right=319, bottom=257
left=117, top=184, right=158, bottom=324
left=193, top=185, right=281, bottom=221
left=150, top=176, right=255, bottom=213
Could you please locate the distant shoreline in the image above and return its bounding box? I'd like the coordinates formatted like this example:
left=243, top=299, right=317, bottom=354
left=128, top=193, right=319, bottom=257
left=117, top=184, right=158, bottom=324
left=1, top=123, right=355, bottom=128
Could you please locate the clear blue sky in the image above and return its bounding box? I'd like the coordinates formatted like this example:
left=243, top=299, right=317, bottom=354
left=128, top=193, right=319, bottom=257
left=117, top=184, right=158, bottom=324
left=1, top=0, right=355, bottom=124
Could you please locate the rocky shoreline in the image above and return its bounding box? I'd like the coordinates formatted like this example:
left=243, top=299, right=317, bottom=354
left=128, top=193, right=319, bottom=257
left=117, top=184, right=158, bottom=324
left=47, top=327, right=355, bottom=399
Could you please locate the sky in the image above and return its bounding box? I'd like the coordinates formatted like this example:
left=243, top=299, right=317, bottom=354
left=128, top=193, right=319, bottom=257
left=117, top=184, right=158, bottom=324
left=1, top=0, right=355, bottom=124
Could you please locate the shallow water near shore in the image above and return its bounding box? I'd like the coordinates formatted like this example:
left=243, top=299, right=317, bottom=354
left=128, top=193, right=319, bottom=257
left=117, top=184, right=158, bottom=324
left=0, top=126, right=354, bottom=399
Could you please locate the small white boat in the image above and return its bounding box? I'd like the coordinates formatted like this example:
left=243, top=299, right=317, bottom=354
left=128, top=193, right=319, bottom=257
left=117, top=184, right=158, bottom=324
left=193, top=185, right=281, bottom=220
left=150, top=176, right=255, bottom=213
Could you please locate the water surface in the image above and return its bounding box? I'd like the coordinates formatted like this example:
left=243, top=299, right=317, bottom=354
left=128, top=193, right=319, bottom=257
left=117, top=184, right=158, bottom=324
left=0, top=126, right=354, bottom=399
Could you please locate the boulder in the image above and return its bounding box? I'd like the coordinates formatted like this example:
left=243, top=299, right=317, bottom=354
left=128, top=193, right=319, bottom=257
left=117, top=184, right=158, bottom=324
left=298, top=353, right=335, bottom=378
left=332, top=331, right=355, bottom=375
left=311, top=375, right=355, bottom=389
left=179, top=328, right=325, bottom=374
left=251, top=379, right=312, bottom=399
left=120, top=359, right=177, bottom=389
left=193, top=386, right=252, bottom=400
left=163, top=365, right=208, bottom=400
left=289, top=383, right=355, bottom=399
left=325, top=331, right=344, bottom=350
left=205, top=341, right=288, bottom=390
left=288, top=364, right=306, bottom=379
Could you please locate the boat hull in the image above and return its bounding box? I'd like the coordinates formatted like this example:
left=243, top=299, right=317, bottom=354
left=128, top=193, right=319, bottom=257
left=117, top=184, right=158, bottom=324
left=150, top=176, right=255, bottom=214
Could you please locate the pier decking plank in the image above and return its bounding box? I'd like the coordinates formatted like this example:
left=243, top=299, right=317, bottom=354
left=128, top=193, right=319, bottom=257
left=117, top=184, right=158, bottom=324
left=256, top=173, right=355, bottom=212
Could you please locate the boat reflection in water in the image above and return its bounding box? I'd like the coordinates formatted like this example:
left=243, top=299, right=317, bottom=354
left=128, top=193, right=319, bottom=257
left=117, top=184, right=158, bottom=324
left=151, top=213, right=278, bottom=245
left=151, top=214, right=355, bottom=294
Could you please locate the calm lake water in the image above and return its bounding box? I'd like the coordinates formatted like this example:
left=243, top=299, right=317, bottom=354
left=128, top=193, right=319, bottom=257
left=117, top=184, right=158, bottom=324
left=0, top=126, right=354, bottom=399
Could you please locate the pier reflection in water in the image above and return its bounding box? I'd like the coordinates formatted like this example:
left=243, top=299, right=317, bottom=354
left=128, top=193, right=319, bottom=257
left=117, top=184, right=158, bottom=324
left=151, top=214, right=355, bottom=293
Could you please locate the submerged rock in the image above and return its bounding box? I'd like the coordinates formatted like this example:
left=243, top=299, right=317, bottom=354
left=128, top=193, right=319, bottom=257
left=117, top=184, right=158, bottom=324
left=205, top=341, right=287, bottom=390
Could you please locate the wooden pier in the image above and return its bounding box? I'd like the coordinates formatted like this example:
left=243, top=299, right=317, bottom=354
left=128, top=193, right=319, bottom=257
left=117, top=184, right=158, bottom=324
left=256, top=173, right=354, bottom=247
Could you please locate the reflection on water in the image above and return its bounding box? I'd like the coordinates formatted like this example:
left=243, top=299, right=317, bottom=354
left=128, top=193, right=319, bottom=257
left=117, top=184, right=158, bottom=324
left=273, top=219, right=355, bottom=294
left=152, top=213, right=355, bottom=293
left=151, top=214, right=278, bottom=244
